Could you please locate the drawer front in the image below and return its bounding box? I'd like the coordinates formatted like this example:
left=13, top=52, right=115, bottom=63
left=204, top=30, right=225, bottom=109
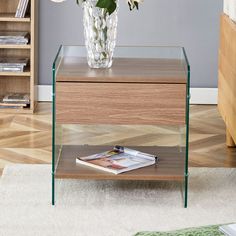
left=56, top=82, right=186, bottom=125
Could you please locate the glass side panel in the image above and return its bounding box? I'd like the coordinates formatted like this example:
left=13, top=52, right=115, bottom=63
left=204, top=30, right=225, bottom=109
left=52, top=46, right=63, bottom=174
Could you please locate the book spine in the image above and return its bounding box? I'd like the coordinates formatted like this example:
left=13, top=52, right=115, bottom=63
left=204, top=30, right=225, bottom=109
left=15, top=0, right=23, bottom=18
left=19, top=0, right=26, bottom=18
left=21, top=0, right=29, bottom=18
left=76, top=159, right=118, bottom=174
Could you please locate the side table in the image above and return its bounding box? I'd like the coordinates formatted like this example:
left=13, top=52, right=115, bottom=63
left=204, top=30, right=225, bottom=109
left=52, top=46, right=190, bottom=207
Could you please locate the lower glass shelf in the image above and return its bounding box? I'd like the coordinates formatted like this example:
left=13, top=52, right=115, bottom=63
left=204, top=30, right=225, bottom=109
left=55, top=145, right=185, bottom=181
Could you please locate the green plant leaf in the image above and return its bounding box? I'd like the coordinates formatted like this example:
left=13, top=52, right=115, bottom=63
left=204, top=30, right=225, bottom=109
left=96, top=0, right=117, bottom=15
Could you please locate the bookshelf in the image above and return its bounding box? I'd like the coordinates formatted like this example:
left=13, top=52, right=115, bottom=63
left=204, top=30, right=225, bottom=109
left=0, top=0, right=38, bottom=113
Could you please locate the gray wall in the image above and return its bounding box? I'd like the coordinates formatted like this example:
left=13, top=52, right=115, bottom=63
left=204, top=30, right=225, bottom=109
left=39, top=0, right=223, bottom=87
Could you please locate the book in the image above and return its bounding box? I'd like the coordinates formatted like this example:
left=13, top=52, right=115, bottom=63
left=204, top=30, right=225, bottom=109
left=15, top=0, right=29, bottom=18
left=0, top=105, right=23, bottom=109
left=0, top=58, right=29, bottom=72
left=0, top=101, right=28, bottom=107
left=0, top=31, right=30, bottom=45
left=19, top=0, right=26, bottom=18
left=15, top=0, right=24, bottom=18
left=219, top=224, right=236, bottom=236
left=0, top=31, right=29, bottom=39
left=0, top=58, right=29, bottom=66
left=21, top=0, right=29, bottom=18
left=0, top=66, right=24, bottom=72
left=76, top=146, right=158, bottom=174
left=0, top=93, right=30, bottom=109
left=3, top=93, right=30, bottom=104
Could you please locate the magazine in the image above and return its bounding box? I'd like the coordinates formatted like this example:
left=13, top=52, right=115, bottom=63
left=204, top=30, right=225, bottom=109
left=0, top=31, right=30, bottom=45
left=219, top=224, right=236, bottom=236
left=0, top=58, right=29, bottom=66
left=3, top=93, right=30, bottom=103
left=76, top=146, right=158, bottom=174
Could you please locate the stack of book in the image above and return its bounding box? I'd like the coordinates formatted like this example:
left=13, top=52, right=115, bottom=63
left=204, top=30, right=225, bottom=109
left=15, top=0, right=30, bottom=18
left=0, top=32, right=30, bottom=45
left=0, top=58, right=29, bottom=72
left=0, top=93, right=30, bottom=109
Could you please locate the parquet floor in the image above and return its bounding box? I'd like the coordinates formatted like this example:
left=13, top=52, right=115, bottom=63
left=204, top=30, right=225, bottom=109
left=0, top=103, right=235, bottom=175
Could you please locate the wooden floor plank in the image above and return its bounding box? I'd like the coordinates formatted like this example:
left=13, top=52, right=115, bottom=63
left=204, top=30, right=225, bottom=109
left=0, top=103, right=235, bottom=177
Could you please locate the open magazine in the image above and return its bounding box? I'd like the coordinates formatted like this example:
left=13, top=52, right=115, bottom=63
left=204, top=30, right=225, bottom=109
left=76, top=146, right=159, bottom=174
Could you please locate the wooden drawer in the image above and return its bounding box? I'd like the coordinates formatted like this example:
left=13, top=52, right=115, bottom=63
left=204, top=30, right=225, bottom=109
left=56, top=82, right=186, bottom=125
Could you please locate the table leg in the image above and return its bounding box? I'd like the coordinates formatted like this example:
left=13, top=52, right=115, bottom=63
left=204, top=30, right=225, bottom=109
left=52, top=172, right=55, bottom=205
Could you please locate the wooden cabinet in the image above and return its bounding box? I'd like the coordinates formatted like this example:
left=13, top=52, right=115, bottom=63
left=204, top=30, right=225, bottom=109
left=0, top=0, right=38, bottom=113
left=218, top=14, right=236, bottom=147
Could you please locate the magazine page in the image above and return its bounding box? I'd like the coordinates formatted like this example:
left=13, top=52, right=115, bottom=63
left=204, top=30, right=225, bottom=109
left=78, top=149, right=128, bottom=171
left=77, top=146, right=157, bottom=174
left=121, top=147, right=156, bottom=160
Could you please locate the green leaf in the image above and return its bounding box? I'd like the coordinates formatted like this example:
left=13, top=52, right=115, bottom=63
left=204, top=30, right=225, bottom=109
left=96, top=0, right=117, bottom=15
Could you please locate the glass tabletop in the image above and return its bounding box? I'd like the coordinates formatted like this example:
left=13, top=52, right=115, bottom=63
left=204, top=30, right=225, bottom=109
left=53, top=45, right=190, bottom=84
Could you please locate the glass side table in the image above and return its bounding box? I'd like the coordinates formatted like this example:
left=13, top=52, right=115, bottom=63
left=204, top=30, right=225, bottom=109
left=52, top=46, right=190, bottom=207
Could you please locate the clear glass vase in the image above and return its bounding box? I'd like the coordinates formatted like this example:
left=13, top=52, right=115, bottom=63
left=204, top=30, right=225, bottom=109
left=83, top=0, right=118, bottom=68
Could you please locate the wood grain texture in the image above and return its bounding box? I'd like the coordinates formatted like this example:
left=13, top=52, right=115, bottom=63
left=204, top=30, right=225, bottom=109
left=0, top=13, right=30, bottom=22
left=0, top=77, right=30, bottom=96
left=55, top=145, right=185, bottom=181
left=218, top=14, right=236, bottom=147
left=1, top=103, right=236, bottom=176
left=0, top=22, right=30, bottom=32
left=56, top=82, right=186, bottom=125
left=0, top=44, right=31, bottom=49
left=57, top=58, right=187, bottom=84
left=0, top=0, right=20, bottom=14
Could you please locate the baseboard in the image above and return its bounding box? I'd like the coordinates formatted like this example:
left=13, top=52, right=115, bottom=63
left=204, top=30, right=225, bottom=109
left=189, top=88, right=218, bottom=105
left=37, top=85, right=218, bottom=105
left=38, top=85, right=52, bottom=102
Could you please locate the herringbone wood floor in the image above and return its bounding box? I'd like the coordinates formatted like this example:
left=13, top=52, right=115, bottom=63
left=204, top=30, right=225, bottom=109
left=0, top=103, right=235, bottom=175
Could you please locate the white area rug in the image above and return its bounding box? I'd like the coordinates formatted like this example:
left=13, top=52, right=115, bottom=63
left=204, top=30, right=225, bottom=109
left=0, top=165, right=236, bottom=236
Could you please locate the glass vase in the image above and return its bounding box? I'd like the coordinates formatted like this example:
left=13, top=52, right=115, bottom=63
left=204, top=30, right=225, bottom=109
left=82, top=0, right=118, bottom=68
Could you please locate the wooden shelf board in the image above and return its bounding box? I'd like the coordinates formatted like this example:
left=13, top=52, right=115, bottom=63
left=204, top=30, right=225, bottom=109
left=0, top=44, right=31, bottom=49
left=0, top=69, right=31, bottom=77
left=0, top=13, right=30, bottom=22
left=57, top=57, right=187, bottom=84
left=55, top=145, right=185, bottom=181
left=0, top=107, right=33, bottom=114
